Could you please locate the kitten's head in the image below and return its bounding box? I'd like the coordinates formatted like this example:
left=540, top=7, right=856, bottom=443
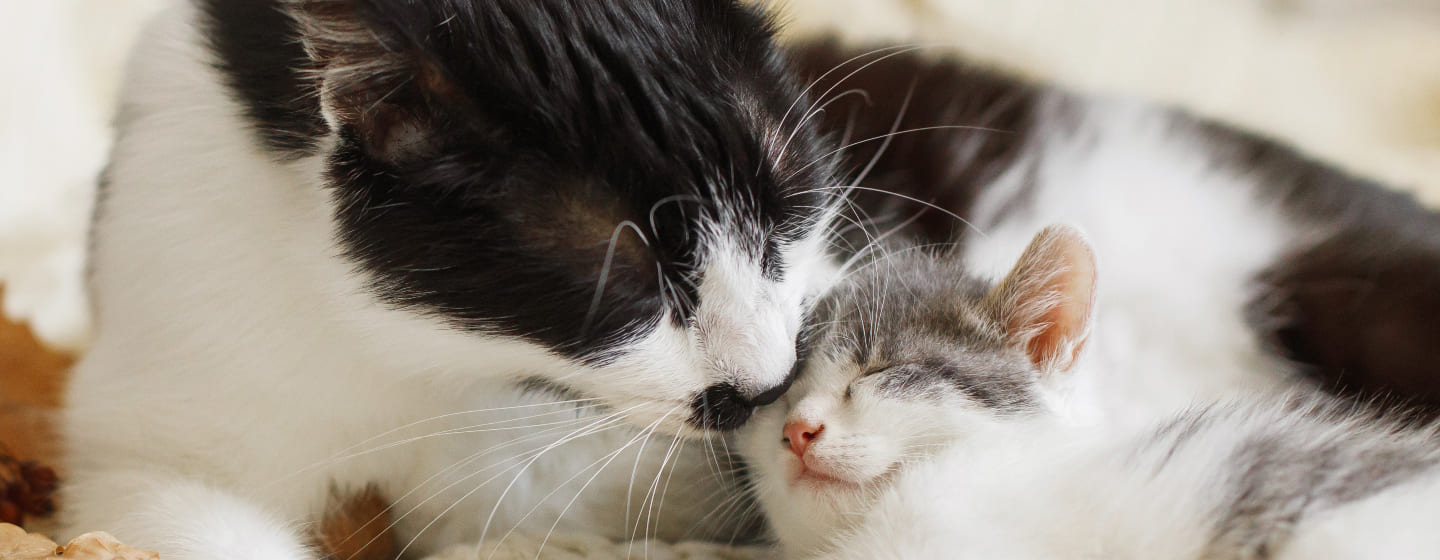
left=740, top=225, right=1096, bottom=550
left=270, top=0, right=840, bottom=432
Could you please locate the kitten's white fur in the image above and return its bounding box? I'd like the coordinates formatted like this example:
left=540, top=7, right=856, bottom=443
left=62, top=4, right=828, bottom=558
left=799, top=410, right=1440, bottom=559
left=746, top=223, right=1438, bottom=559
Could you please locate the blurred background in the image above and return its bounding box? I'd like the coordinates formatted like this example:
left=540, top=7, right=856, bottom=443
left=2, top=0, right=1440, bottom=461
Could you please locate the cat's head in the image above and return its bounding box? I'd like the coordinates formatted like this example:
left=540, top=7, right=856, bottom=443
left=271, top=0, right=840, bottom=433
left=741, top=225, right=1096, bottom=550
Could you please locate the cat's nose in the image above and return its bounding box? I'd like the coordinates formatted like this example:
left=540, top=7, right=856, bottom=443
left=782, top=420, right=823, bottom=458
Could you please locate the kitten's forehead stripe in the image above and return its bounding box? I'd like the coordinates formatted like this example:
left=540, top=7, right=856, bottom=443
left=816, top=247, right=1040, bottom=413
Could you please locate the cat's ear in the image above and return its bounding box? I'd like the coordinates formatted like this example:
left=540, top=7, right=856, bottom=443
left=283, top=0, right=462, bottom=161
left=986, top=225, right=1097, bottom=375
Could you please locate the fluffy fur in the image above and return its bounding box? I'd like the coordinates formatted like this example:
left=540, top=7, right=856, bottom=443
left=789, top=43, right=1440, bottom=415
left=744, top=227, right=1440, bottom=559
left=63, top=1, right=844, bottom=558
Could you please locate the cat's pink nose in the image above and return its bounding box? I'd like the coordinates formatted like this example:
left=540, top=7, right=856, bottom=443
left=783, top=420, right=823, bottom=458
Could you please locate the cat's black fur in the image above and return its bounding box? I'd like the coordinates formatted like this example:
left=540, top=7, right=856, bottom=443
left=199, top=0, right=836, bottom=410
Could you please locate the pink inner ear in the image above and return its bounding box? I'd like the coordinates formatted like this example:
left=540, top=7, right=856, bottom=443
left=1001, top=225, right=1097, bottom=373
left=1028, top=238, right=1096, bottom=371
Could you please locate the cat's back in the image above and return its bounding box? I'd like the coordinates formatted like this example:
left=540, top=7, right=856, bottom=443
left=1065, top=397, right=1440, bottom=559
left=1156, top=397, right=1440, bottom=559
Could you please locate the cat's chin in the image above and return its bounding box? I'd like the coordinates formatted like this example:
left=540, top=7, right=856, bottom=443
left=789, top=464, right=899, bottom=497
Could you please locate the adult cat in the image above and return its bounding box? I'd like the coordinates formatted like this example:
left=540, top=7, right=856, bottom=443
left=62, top=1, right=842, bottom=558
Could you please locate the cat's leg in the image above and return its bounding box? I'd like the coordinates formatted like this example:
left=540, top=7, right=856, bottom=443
left=60, top=468, right=315, bottom=560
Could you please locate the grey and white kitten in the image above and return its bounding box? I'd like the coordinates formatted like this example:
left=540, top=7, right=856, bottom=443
left=743, top=225, right=1440, bottom=559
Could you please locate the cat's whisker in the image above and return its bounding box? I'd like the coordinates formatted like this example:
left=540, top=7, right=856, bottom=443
left=770, top=43, right=918, bottom=168
left=274, top=399, right=601, bottom=486
left=492, top=410, right=673, bottom=560
left=397, top=408, right=637, bottom=560
left=777, top=44, right=938, bottom=165
left=775, top=88, right=872, bottom=165
left=784, top=124, right=1010, bottom=187
left=635, top=423, right=683, bottom=549
left=649, top=437, right=688, bottom=550
left=529, top=410, right=680, bottom=559
left=315, top=408, right=600, bottom=469
left=583, top=219, right=649, bottom=334
left=624, top=408, right=680, bottom=558
left=838, top=206, right=931, bottom=278
left=848, top=76, right=916, bottom=195
left=340, top=416, right=620, bottom=559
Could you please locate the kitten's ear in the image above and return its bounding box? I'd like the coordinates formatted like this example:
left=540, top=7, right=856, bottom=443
left=986, top=225, right=1097, bottom=375
left=283, top=0, right=460, bottom=161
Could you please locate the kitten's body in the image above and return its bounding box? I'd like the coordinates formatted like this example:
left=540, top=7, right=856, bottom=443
left=827, top=398, right=1440, bottom=559
left=744, top=227, right=1440, bottom=559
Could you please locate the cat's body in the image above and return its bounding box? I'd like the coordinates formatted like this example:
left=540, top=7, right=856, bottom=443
left=790, top=43, right=1440, bottom=416
left=743, top=227, right=1440, bottom=559
left=64, top=1, right=839, bottom=557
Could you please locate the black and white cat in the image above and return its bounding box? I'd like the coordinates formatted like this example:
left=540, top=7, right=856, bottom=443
left=63, top=1, right=842, bottom=557
left=743, top=225, right=1440, bottom=559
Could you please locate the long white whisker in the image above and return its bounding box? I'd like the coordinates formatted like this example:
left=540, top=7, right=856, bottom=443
left=341, top=416, right=609, bottom=556
left=529, top=412, right=675, bottom=559
left=786, top=124, right=1010, bottom=185
left=804, top=185, right=988, bottom=239
left=271, top=399, right=599, bottom=487
left=583, top=220, right=649, bottom=333
left=396, top=407, right=638, bottom=559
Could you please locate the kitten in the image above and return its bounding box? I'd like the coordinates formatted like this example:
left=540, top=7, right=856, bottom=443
left=64, top=0, right=841, bottom=557
left=743, top=225, right=1440, bottom=559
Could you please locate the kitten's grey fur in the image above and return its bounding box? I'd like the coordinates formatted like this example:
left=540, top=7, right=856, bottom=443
left=744, top=226, right=1440, bottom=559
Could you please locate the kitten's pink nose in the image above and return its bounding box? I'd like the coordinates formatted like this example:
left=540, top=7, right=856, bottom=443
left=783, top=420, right=823, bottom=458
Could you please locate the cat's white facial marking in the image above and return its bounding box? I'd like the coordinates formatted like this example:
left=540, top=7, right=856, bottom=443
left=559, top=229, right=832, bottom=434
